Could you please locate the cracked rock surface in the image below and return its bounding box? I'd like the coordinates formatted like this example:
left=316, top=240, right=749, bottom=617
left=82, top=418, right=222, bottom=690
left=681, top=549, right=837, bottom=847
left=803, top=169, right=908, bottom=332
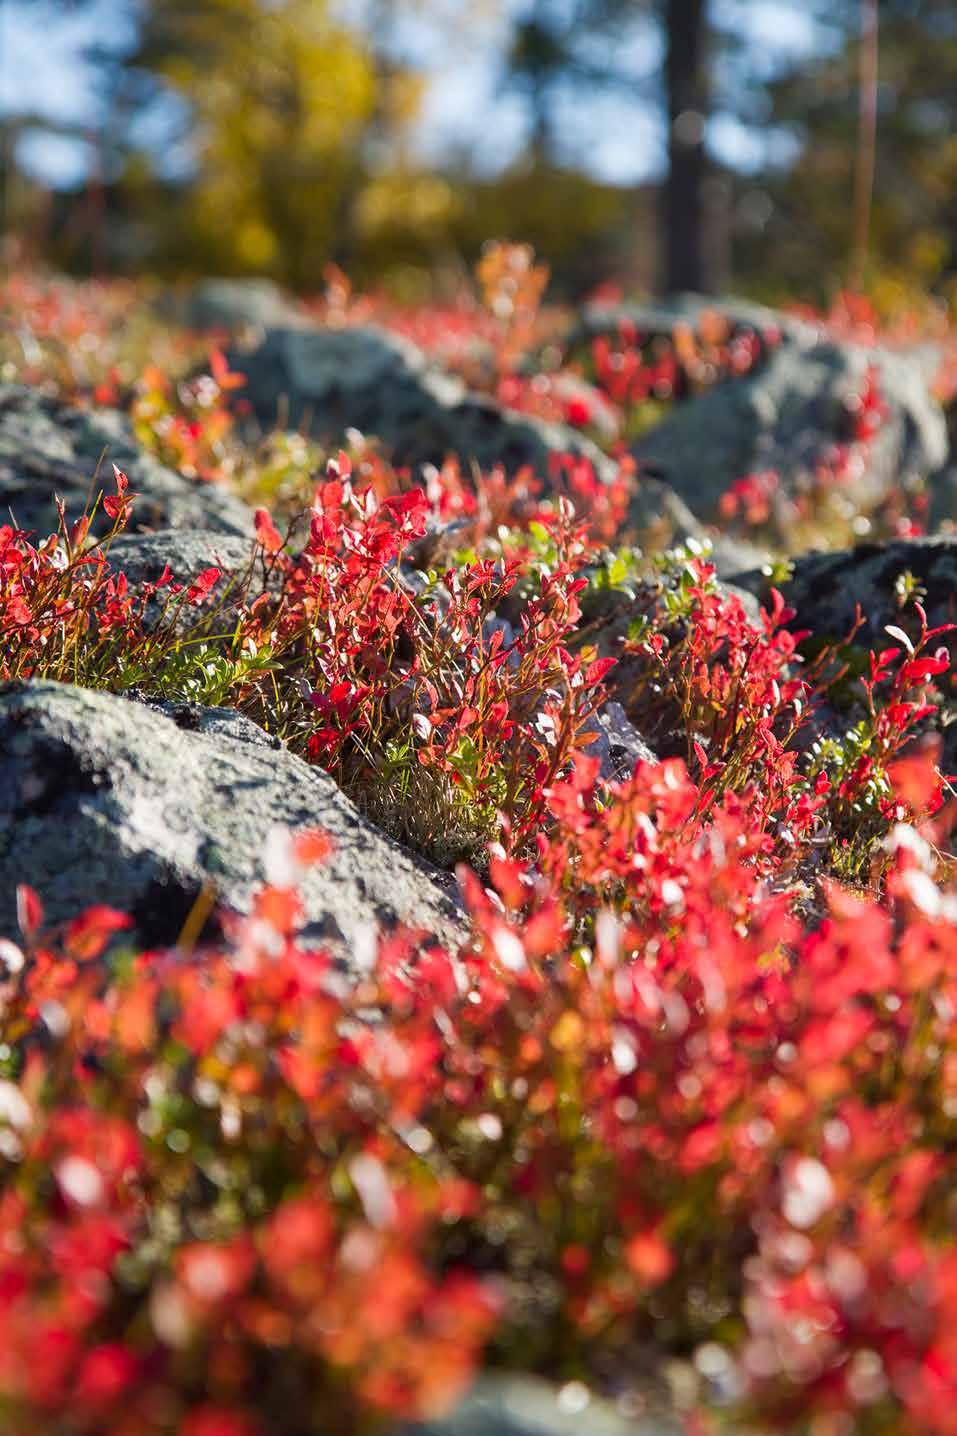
left=0, top=681, right=464, bottom=958
left=0, top=385, right=254, bottom=540
left=735, top=536, right=957, bottom=648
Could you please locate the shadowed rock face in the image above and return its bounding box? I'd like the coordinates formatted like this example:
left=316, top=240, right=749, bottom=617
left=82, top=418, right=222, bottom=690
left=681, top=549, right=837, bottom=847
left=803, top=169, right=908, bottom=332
left=627, top=325, right=948, bottom=523
left=553, top=295, right=950, bottom=548
left=0, top=681, right=464, bottom=958
left=0, top=386, right=254, bottom=540
left=734, top=536, right=957, bottom=769
left=734, top=536, right=957, bottom=649
left=226, top=324, right=620, bottom=482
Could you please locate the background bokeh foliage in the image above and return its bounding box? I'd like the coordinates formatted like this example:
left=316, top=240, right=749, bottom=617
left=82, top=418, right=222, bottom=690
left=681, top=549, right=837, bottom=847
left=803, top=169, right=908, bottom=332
left=4, top=0, right=957, bottom=306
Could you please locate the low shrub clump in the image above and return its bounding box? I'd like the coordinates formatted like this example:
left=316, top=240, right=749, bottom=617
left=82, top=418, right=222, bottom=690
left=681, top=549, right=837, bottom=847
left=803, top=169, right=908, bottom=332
left=3, top=264, right=957, bottom=1435
left=2, top=457, right=613, bottom=867
left=0, top=761, right=955, bottom=1436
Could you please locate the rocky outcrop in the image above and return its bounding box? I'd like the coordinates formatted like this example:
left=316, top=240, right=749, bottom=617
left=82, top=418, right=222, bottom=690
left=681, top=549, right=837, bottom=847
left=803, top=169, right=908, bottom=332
left=226, top=324, right=620, bottom=482
left=0, top=681, right=464, bottom=957
left=400, top=1373, right=681, bottom=1436
left=630, top=336, right=948, bottom=523
left=160, top=277, right=299, bottom=332
left=735, top=536, right=957, bottom=768
left=568, top=297, right=950, bottom=529
left=734, top=536, right=957, bottom=648
left=220, top=316, right=783, bottom=573
left=0, top=386, right=254, bottom=540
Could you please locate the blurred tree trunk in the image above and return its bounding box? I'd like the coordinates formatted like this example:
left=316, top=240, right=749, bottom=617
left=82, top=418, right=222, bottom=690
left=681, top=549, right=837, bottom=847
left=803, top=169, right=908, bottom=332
left=663, top=0, right=709, bottom=294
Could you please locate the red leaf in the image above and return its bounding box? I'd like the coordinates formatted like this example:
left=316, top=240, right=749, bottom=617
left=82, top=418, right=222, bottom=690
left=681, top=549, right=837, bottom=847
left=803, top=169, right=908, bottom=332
left=900, top=653, right=949, bottom=685
left=209, top=347, right=246, bottom=391
left=187, top=566, right=222, bottom=603
left=318, top=479, right=344, bottom=512
left=291, top=829, right=334, bottom=867
left=254, top=508, right=284, bottom=555
left=584, top=657, right=616, bottom=686
left=64, top=907, right=133, bottom=962
left=625, top=1230, right=674, bottom=1286
left=74, top=1343, right=139, bottom=1409
left=16, top=884, right=43, bottom=938
left=179, top=1406, right=262, bottom=1436
left=888, top=739, right=944, bottom=815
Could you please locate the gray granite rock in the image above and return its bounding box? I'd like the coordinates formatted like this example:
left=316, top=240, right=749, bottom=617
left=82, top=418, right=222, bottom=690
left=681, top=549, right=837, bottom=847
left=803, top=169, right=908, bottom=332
left=630, top=332, right=948, bottom=523
left=159, top=277, right=299, bottom=332
left=734, top=535, right=957, bottom=648
left=226, top=324, right=620, bottom=483
left=734, top=536, right=957, bottom=769
left=103, top=530, right=267, bottom=630
left=0, top=385, right=254, bottom=540
left=584, top=700, right=658, bottom=781
left=400, top=1374, right=681, bottom=1436
left=105, top=530, right=259, bottom=588
left=0, top=681, right=464, bottom=956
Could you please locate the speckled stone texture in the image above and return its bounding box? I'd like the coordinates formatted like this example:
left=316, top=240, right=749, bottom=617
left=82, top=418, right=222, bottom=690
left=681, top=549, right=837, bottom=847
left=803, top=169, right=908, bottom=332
left=735, top=536, right=957, bottom=768
left=0, top=385, right=254, bottom=540
left=735, top=536, right=957, bottom=648
left=0, top=681, right=464, bottom=957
